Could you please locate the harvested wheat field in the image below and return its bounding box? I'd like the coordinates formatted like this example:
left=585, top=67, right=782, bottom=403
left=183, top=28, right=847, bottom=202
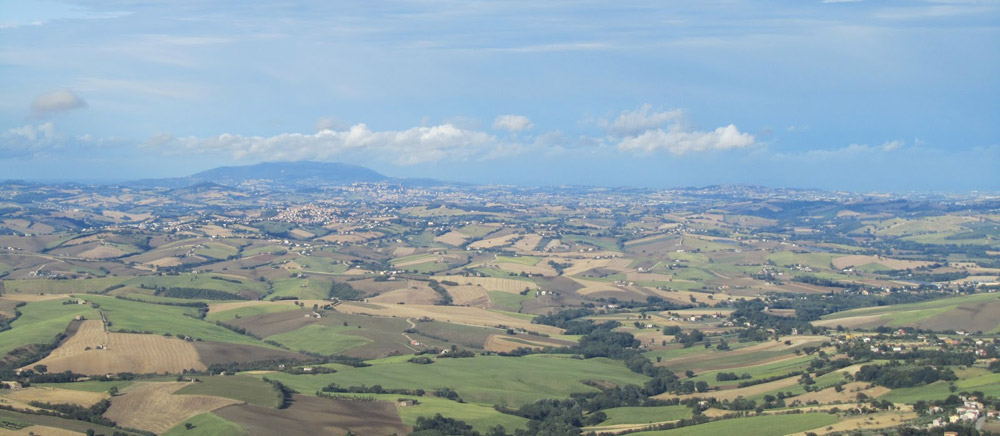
left=215, top=394, right=409, bottom=436
left=336, top=302, right=563, bottom=335
left=512, top=234, right=543, bottom=252
left=0, top=387, right=107, bottom=411
left=434, top=231, right=470, bottom=246
left=368, top=287, right=441, bottom=305
left=104, top=382, right=238, bottom=434
left=790, top=411, right=916, bottom=435
left=26, top=320, right=205, bottom=375
left=435, top=276, right=538, bottom=293
left=0, top=425, right=83, bottom=436
left=445, top=285, right=491, bottom=306
left=468, top=234, right=518, bottom=249
left=795, top=382, right=891, bottom=405
left=655, top=375, right=800, bottom=402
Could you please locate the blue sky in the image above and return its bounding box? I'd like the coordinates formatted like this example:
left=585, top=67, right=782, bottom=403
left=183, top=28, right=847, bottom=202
left=1, top=0, right=997, bottom=192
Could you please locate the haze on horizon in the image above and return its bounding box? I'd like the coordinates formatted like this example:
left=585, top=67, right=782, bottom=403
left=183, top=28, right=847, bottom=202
left=0, top=0, right=997, bottom=192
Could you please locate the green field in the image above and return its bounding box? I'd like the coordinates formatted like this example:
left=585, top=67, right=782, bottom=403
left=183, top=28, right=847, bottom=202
left=206, top=303, right=298, bottom=322
left=630, top=413, right=838, bottom=436
left=883, top=369, right=1000, bottom=403
left=256, top=354, right=649, bottom=408
left=176, top=376, right=281, bottom=407
left=162, top=412, right=246, bottom=436
left=267, top=278, right=331, bottom=300
left=0, top=299, right=97, bottom=355
left=495, top=255, right=540, bottom=266
left=820, top=292, right=1000, bottom=331
left=599, top=405, right=691, bottom=425
left=265, top=324, right=371, bottom=355
left=487, top=291, right=531, bottom=312
left=88, top=295, right=269, bottom=347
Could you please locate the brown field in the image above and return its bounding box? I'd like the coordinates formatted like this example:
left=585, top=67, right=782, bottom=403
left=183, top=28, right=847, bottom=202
left=147, top=256, right=184, bottom=267
left=512, top=234, right=544, bottom=252
left=193, top=341, right=310, bottom=366
left=392, top=246, right=417, bottom=257
left=0, top=387, right=107, bottom=411
left=105, top=382, right=238, bottom=434
left=76, top=245, right=129, bottom=259
left=446, top=285, right=491, bottom=307
left=561, top=258, right=631, bottom=276
left=832, top=255, right=933, bottom=271
left=335, top=302, right=564, bottom=335
left=468, top=234, right=519, bottom=249
left=435, top=276, right=538, bottom=293
left=491, top=262, right=556, bottom=276
left=794, top=382, right=890, bottom=405
left=27, top=320, right=205, bottom=375
left=368, top=287, right=441, bottom=305
left=434, top=231, right=470, bottom=246
left=812, top=314, right=885, bottom=329
left=654, top=375, right=800, bottom=402
left=215, top=394, right=409, bottom=436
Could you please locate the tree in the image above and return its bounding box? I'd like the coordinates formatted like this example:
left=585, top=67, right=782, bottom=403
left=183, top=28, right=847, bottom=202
left=33, top=364, right=47, bottom=374
left=184, top=422, right=195, bottom=430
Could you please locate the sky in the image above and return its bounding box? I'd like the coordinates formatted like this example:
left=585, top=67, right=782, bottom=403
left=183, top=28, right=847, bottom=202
left=1, top=0, right=998, bottom=192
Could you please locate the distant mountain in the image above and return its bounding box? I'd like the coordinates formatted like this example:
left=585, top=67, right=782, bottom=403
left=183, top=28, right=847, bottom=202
left=128, top=161, right=390, bottom=189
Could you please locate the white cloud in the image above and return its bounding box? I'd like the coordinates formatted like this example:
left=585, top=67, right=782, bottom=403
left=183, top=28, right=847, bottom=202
left=492, top=115, right=534, bottom=132
left=880, top=140, right=903, bottom=151
left=601, top=104, right=685, bottom=136
left=0, top=122, right=57, bottom=158
left=157, top=123, right=504, bottom=165
left=617, top=124, right=755, bottom=155
left=31, top=89, right=87, bottom=115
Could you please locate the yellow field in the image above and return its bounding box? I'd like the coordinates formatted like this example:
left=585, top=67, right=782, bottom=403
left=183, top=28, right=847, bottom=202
left=0, top=387, right=107, bottom=412
left=484, top=334, right=568, bottom=352
left=27, top=320, right=205, bottom=375
left=105, top=382, right=239, bottom=434
left=791, top=411, right=916, bottom=436
left=795, top=381, right=890, bottom=405
left=655, top=375, right=800, bottom=402
left=368, top=286, right=440, bottom=305
left=433, top=231, right=470, bottom=246
left=0, top=425, right=83, bottom=436
left=446, top=285, right=491, bottom=307
left=468, top=234, right=519, bottom=249
left=336, top=302, right=562, bottom=335
left=77, top=245, right=130, bottom=259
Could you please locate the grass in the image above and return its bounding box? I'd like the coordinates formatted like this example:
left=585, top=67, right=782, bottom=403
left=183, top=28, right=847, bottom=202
left=495, top=255, right=540, bottom=266
left=265, top=324, right=371, bottom=355
left=686, top=354, right=817, bottom=386
left=268, top=278, right=330, bottom=300
left=0, top=299, right=98, bottom=355
left=176, top=376, right=281, bottom=407
left=162, top=412, right=246, bottom=436
left=87, top=295, right=270, bottom=347
left=629, top=413, right=838, bottom=436
left=206, top=303, right=298, bottom=322
left=883, top=369, right=1000, bottom=403
left=487, top=291, right=532, bottom=312
left=599, top=405, right=691, bottom=425
left=561, top=235, right=620, bottom=251
left=256, top=354, right=649, bottom=408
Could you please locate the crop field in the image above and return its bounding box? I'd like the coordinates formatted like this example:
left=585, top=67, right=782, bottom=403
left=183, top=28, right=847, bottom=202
left=105, top=382, right=240, bottom=434
left=629, top=413, right=839, bottom=436
left=816, top=292, right=1000, bottom=332
left=214, top=394, right=409, bottom=436
left=162, top=412, right=246, bottom=436
left=434, top=275, right=538, bottom=293
left=0, top=299, right=97, bottom=355
left=175, top=376, right=281, bottom=407
left=260, top=354, right=649, bottom=407
left=445, top=284, right=491, bottom=306
left=267, top=278, right=331, bottom=301
left=27, top=320, right=206, bottom=374
left=87, top=296, right=267, bottom=347
left=265, top=324, right=371, bottom=355
left=0, top=387, right=107, bottom=410
left=334, top=302, right=563, bottom=335
left=597, top=405, right=691, bottom=426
